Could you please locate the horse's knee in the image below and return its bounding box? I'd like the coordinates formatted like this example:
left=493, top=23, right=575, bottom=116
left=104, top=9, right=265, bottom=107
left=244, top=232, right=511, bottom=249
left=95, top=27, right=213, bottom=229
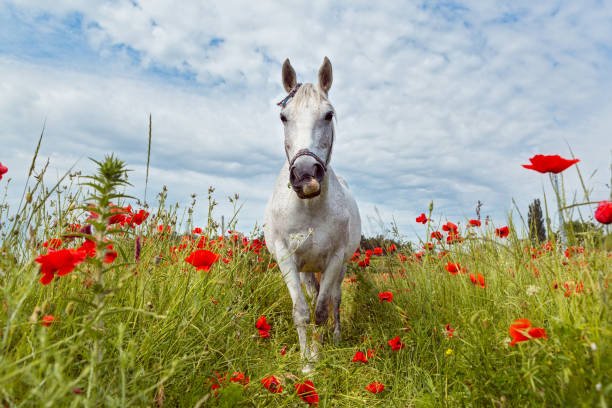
left=293, top=303, right=310, bottom=326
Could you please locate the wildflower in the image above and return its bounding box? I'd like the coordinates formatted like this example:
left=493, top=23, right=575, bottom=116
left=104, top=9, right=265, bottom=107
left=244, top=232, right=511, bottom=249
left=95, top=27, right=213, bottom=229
left=413, top=251, right=424, bottom=260
left=135, top=236, right=141, bottom=262
left=445, top=348, right=453, bottom=355
left=445, top=324, right=454, bottom=338
left=526, top=285, right=540, bottom=296
left=495, top=226, right=509, bottom=238
left=446, top=233, right=463, bottom=244
left=594, top=201, right=612, bottom=224
left=295, top=380, right=319, bottom=406
left=373, top=247, right=383, bottom=256
left=378, top=291, right=393, bottom=302
left=261, top=375, right=283, bottom=393
left=103, top=244, right=117, bottom=264
left=367, top=348, right=376, bottom=358
left=509, top=318, right=547, bottom=346
left=128, top=209, right=149, bottom=226
left=350, top=251, right=360, bottom=262
left=388, top=335, right=405, bottom=351
left=35, top=248, right=87, bottom=285
left=365, top=382, right=385, bottom=393
left=469, top=273, right=486, bottom=288
left=442, top=222, right=458, bottom=234
left=352, top=351, right=368, bottom=363
left=387, top=244, right=396, bottom=253
left=107, top=205, right=130, bottom=225
left=184, top=249, right=220, bottom=272
left=80, top=239, right=97, bottom=258
left=229, top=372, right=250, bottom=386
left=192, top=227, right=203, bottom=234
left=358, top=258, right=370, bottom=268
left=431, top=231, right=443, bottom=240
left=0, top=162, right=7, bottom=179
left=468, top=219, right=481, bottom=227
left=256, top=315, right=271, bottom=338
left=416, top=213, right=428, bottom=224
left=280, top=345, right=287, bottom=355
left=522, top=154, right=579, bottom=174
left=422, top=243, right=435, bottom=250
left=445, top=262, right=463, bottom=275
left=41, top=315, right=56, bottom=326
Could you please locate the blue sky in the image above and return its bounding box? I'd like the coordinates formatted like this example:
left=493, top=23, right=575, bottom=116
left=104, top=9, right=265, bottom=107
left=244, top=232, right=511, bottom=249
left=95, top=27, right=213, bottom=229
left=1, top=1, right=611, bottom=240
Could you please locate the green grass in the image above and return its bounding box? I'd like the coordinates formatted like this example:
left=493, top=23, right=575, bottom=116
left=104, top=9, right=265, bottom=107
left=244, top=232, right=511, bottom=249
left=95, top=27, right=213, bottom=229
left=0, top=156, right=610, bottom=407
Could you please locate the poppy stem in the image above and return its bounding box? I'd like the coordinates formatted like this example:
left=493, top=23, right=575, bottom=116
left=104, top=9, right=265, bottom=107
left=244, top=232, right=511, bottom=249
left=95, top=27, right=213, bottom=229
left=549, top=173, right=566, bottom=246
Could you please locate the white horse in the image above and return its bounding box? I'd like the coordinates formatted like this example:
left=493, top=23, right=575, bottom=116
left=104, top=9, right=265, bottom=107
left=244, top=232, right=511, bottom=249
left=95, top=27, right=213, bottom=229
left=264, top=57, right=361, bottom=371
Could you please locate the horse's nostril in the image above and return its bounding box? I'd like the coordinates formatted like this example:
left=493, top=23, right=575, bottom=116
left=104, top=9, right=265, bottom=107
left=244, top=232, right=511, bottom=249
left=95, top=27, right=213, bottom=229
left=289, top=168, right=298, bottom=185
left=314, top=164, right=325, bottom=181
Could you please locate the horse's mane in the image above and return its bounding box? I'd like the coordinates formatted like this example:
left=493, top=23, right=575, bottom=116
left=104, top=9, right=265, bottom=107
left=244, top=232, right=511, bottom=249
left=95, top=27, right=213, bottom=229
left=291, top=83, right=332, bottom=110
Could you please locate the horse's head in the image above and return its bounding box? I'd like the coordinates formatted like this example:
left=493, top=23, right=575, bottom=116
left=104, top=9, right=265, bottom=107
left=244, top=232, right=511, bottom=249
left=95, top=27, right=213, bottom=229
left=279, top=57, right=335, bottom=199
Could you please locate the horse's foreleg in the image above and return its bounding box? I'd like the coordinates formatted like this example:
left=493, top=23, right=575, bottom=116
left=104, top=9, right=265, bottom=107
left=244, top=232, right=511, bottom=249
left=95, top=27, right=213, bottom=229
left=315, top=254, right=343, bottom=326
left=331, top=264, right=346, bottom=343
left=278, top=258, right=311, bottom=363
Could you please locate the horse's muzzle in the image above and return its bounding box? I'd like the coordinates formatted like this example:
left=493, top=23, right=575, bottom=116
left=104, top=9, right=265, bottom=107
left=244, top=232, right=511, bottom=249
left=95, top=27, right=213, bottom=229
left=289, top=161, right=325, bottom=199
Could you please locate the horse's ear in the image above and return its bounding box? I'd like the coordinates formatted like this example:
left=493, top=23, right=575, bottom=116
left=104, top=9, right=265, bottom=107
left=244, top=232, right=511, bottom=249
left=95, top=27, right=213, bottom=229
left=282, top=59, right=297, bottom=93
left=318, top=56, right=333, bottom=94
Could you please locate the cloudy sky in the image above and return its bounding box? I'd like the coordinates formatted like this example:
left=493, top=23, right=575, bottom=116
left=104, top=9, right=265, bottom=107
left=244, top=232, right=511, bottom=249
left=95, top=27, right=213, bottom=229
left=1, top=1, right=611, bottom=240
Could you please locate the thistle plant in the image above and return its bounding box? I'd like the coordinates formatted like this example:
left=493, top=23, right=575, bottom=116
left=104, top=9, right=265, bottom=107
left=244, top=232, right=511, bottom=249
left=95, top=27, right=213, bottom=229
left=79, top=155, right=133, bottom=308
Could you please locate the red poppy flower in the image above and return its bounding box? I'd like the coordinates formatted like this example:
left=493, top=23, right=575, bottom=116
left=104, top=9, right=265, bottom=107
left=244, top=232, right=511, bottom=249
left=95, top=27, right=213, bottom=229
left=107, top=205, right=130, bottom=225
left=261, top=375, right=283, bottom=393
left=378, top=291, right=393, bottom=302
left=446, top=233, right=463, bottom=244
left=442, top=222, right=458, bottom=233
left=469, top=273, right=486, bottom=288
left=509, top=318, right=547, bottom=346
left=387, top=244, right=396, bottom=253
left=229, top=372, right=249, bottom=386
left=468, top=219, right=481, bottom=227
left=0, top=162, right=7, bottom=179
left=416, top=213, right=428, bottom=224
left=295, top=380, right=319, bottom=406
left=103, top=244, right=117, bottom=264
left=422, top=243, right=435, bottom=250
left=413, top=251, right=424, bottom=260
left=594, top=201, right=612, bottom=224
left=129, top=209, right=149, bottom=226
left=495, top=226, right=509, bottom=238
left=365, top=382, right=385, bottom=393
left=41, top=315, right=56, bottom=326
left=522, top=155, right=579, bottom=174
left=373, top=247, right=383, bottom=256
left=352, top=350, right=368, bottom=363
left=431, top=231, right=443, bottom=240
left=280, top=345, right=287, bottom=355
left=388, top=335, right=405, bottom=350
left=79, top=239, right=97, bottom=258
left=42, top=238, right=63, bottom=249
left=445, top=324, right=454, bottom=337
left=358, top=258, right=370, bottom=268
left=35, top=248, right=87, bottom=285
left=367, top=348, right=376, bottom=358
left=184, top=249, right=220, bottom=271
left=445, top=262, right=463, bottom=275
left=192, top=227, right=203, bottom=234
left=256, top=315, right=271, bottom=332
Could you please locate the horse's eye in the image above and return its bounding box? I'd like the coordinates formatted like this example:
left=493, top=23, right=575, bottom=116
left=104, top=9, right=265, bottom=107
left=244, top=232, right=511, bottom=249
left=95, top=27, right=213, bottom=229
left=324, top=111, right=334, bottom=121
left=280, top=113, right=288, bottom=123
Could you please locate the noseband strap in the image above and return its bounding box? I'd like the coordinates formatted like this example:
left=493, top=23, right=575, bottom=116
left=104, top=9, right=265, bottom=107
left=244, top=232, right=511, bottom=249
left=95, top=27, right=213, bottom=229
left=289, top=149, right=328, bottom=171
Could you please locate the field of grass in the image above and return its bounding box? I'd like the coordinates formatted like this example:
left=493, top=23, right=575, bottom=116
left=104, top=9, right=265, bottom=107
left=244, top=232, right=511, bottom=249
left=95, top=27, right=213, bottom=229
left=0, top=154, right=610, bottom=407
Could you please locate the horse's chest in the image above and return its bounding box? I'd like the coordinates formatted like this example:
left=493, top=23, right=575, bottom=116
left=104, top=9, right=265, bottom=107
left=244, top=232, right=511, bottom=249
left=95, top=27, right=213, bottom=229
left=285, top=217, right=345, bottom=273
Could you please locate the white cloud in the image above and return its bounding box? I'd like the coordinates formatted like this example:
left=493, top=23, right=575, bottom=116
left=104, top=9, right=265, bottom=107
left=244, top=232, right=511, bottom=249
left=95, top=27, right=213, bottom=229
left=1, top=0, right=611, bottom=241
